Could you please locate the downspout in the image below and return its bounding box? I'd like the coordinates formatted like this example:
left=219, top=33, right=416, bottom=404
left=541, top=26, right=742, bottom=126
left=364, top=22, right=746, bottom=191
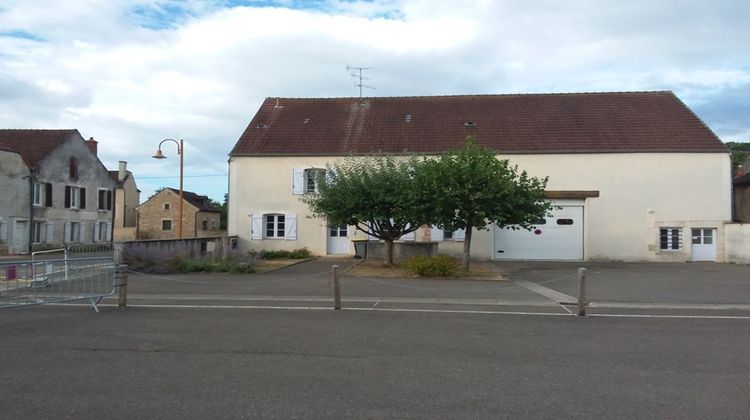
left=28, top=169, right=35, bottom=254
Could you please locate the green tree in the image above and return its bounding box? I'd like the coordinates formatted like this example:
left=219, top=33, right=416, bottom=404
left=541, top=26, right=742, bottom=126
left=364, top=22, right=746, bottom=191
left=211, top=194, right=228, bottom=230
left=725, top=141, right=750, bottom=172
left=301, top=155, right=430, bottom=266
left=416, top=138, right=552, bottom=271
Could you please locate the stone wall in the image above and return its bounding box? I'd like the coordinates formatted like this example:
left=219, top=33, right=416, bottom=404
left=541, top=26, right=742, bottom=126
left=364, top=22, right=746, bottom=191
left=725, top=223, right=750, bottom=264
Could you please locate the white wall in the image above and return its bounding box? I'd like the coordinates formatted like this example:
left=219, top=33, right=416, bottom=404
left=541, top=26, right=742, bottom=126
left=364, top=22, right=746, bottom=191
left=228, top=152, right=732, bottom=261
left=725, top=224, right=750, bottom=264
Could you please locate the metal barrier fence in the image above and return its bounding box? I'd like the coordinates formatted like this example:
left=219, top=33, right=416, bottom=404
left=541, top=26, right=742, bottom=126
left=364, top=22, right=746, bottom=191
left=0, top=257, right=117, bottom=312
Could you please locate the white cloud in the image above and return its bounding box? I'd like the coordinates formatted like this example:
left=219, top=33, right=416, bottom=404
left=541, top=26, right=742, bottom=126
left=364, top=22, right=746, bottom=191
left=0, top=0, right=748, bottom=201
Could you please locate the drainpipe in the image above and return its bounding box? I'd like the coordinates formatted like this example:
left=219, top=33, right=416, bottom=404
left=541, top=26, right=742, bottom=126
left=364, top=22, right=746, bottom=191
left=28, top=169, right=35, bottom=254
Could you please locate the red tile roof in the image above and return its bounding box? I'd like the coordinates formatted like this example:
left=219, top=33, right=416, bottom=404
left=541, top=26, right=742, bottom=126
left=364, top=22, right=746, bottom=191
left=165, top=188, right=220, bottom=212
left=0, top=129, right=78, bottom=167
left=230, top=92, right=727, bottom=156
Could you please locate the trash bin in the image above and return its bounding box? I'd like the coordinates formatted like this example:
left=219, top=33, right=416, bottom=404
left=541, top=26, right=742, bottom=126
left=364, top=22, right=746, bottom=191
left=352, top=240, right=367, bottom=259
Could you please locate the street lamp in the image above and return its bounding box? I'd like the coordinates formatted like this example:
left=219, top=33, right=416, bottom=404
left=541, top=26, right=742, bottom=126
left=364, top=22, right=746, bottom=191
left=153, top=139, right=184, bottom=239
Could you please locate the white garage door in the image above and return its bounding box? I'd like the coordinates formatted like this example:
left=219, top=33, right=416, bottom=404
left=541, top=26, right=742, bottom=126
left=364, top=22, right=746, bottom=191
left=493, top=205, right=583, bottom=260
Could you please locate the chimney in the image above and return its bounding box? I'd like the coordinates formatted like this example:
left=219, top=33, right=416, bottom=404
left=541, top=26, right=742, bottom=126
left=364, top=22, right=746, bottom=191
left=118, top=161, right=127, bottom=182
left=85, top=137, right=98, bottom=156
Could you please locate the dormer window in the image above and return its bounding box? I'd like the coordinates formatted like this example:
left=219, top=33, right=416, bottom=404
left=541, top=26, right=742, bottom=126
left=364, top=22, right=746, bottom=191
left=405, top=114, right=412, bottom=122
left=257, top=124, right=268, bottom=129
left=464, top=121, right=476, bottom=128
left=69, top=157, right=78, bottom=180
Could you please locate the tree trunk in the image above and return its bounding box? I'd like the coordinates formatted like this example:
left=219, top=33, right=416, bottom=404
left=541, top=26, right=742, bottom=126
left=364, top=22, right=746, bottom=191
left=384, top=239, right=395, bottom=267
left=461, top=225, right=473, bottom=272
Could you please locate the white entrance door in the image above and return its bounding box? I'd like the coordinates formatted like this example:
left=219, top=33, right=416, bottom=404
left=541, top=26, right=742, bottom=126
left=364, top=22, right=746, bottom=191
left=12, top=220, right=28, bottom=254
left=493, top=205, right=584, bottom=260
left=327, top=224, right=349, bottom=255
left=690, top=228, right=717, bottom=262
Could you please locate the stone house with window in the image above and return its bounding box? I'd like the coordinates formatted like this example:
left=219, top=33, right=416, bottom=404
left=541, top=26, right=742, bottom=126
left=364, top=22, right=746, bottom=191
left=136, top=188, right=221, bottom=240
left=227, top=92, right=731, bottom=262
left=0, top=129, right=115, bottom=254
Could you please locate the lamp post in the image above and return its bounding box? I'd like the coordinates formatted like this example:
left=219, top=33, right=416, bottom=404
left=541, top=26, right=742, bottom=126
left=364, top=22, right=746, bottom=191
left=153, top=139, right=184, bottom=239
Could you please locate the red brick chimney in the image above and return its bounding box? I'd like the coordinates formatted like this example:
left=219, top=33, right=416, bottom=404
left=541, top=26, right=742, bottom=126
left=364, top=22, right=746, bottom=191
left=85, top=137, right=98, bottom=156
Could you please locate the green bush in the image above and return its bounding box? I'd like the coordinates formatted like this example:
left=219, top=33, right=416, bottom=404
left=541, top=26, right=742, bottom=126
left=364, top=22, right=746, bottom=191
left=402, top=255, right=459, bottom=277
left=261, top=248, right=312, bottom=259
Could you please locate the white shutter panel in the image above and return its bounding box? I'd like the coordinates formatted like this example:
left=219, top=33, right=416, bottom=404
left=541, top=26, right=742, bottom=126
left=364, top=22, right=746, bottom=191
left=0, top=221, right=7, bottom=242
left=64, top=222, right=71, bottom=243
left=94, top=222, right=101, bottom=243
left=430, top=226, right=444, bottom=242
left=251, top=213, right=263, bottom=240
left=106, top=222, right=112, bottom=241
left=453, top=228, right=466, bottom=241
left=46, top=222, right=54, bottom=243
left=79, top=223, right=87, bottom=243
left=285, top=213, right=297, bottom=240
left=292, top=168, right=304, bottom=195
left=400, top=224, right=415, bottom=241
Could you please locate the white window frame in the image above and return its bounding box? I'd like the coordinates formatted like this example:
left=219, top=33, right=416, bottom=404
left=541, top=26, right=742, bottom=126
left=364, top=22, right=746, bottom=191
left=292, top=167, right=326, bottom=195
left=33, top=182, right=44, bottom=207
left=659, top=227, right=682, bottom=251
left=67, top=186, right=80, bottom=209
left=264, top=214, right=285, bottom=238
left=251, top=212, right=297, bottom=240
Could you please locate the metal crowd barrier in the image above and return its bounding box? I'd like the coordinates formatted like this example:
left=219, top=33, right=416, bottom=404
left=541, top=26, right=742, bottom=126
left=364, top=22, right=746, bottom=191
left=0, top=257, right=117, bottom=312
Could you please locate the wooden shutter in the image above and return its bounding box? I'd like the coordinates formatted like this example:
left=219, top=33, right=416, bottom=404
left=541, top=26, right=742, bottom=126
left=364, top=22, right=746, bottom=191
left=251, top=213, right=263, bottom=240
left=79, top=188, right=86, bottom=209
left=45, top=183, right=53, bottom=207
left=430, top=226, right=444, bottom=242
left=285, top=213, right=297, bottom=240
left=107, top=191, right=113, bottom=210
left=79, top=222, right=87, bottom=243
left=46, top=222, right=54, bottom=243
left=93, top=222, right=100, bottom=243
left=64, top=186, right=71, bottom=208
left=64, top=222, right=71, bottom=243
left=292, top=168, right=304, bottom=195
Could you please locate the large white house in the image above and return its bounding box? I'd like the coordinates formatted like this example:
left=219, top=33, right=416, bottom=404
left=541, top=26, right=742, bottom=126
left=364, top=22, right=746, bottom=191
left=228, top=92, right=731, bottom=262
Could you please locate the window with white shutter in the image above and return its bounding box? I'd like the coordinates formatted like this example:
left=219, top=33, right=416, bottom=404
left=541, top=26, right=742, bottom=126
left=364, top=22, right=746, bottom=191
left=292, top=168, right=305, bottom=195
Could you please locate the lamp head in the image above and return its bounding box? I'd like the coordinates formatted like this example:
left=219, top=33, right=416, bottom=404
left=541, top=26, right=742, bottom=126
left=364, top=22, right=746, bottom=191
left=152, top=149, right=166, bottom=159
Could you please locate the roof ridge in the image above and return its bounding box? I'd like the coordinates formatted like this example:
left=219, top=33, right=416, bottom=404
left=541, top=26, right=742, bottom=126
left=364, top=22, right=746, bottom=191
left=266, top=91, right=675, bottom=101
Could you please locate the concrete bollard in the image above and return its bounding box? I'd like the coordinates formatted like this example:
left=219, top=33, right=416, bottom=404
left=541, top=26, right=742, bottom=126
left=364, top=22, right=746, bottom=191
left=577, top=267, right=587, bottom=316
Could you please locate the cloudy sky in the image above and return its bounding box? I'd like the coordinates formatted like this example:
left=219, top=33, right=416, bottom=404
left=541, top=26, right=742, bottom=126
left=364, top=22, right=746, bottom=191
left=1, top=0, right=748, bottom=202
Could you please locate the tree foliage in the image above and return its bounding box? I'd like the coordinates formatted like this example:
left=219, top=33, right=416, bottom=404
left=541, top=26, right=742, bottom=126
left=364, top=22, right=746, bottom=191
left=415, top=138, right=552, bottom=270
left=301, top=139, right=552, bottom=270
left=726, top=141, right=750, bottom=172
left=301, top=155, right=430, bottom=266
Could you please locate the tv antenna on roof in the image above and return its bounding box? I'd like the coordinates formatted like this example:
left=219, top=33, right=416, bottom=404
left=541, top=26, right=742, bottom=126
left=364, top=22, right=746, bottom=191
left=346, top=65, right=375, bottom=101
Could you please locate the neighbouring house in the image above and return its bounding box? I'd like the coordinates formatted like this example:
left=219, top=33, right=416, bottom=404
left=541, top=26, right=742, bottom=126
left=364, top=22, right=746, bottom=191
left=109, top=161, right=141, bottom=241
left=0, top=129, right=115, bottom=255
left=136, top=188, right=221, bottom=240
left=227, top=92, right=731, bottom=262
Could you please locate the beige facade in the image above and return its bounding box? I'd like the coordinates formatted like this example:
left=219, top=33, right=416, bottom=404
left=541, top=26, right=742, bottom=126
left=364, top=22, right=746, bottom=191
left=228, top=152, right=732, bottom=262
left=112, top=161, right=140, bottom=241
left=136, top=188, right=221, bottom=240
